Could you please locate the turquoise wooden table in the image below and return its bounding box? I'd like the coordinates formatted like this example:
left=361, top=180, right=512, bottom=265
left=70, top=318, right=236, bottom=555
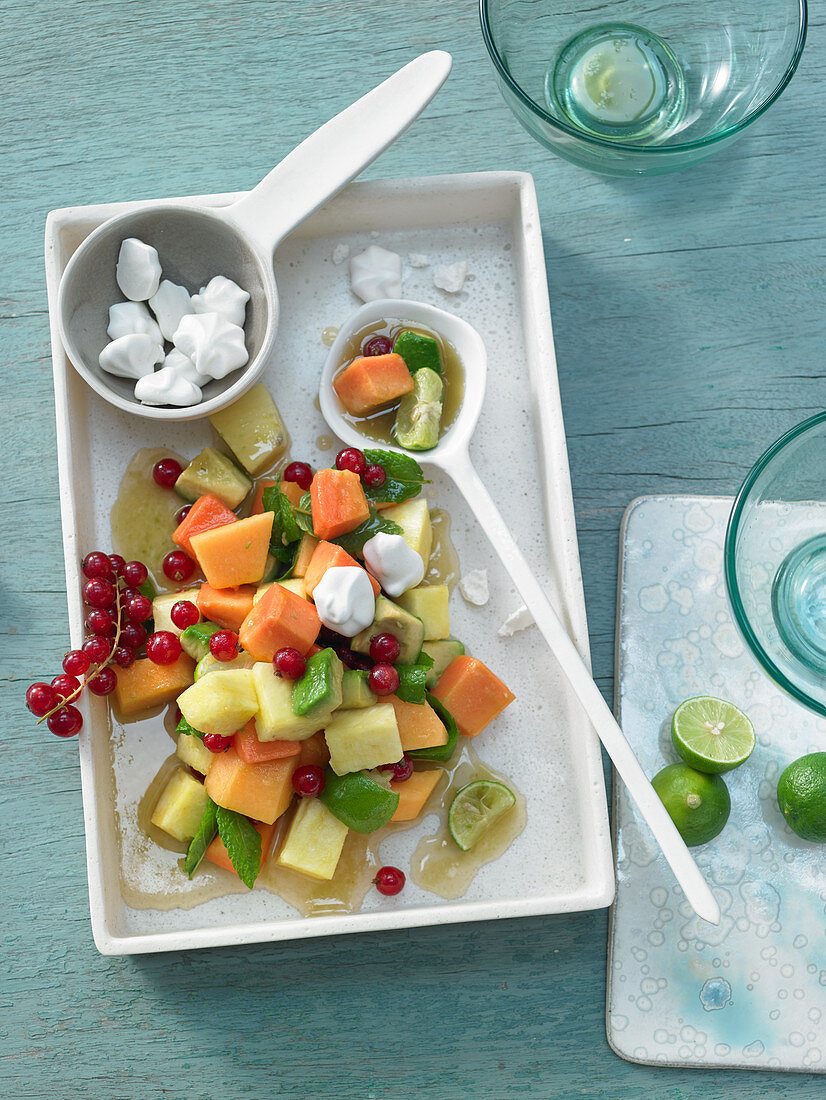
left=4, top=1, right=824, bottom=1096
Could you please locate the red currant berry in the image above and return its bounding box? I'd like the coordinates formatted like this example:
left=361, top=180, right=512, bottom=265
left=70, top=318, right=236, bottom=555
left=335, top=447, right=366, bottom=476
left=175, top=505, right=191, bottom=525
left=26, top=682, right=58, bottom=717
left=87, top=667, right=117, bottom=695
left=47, top=705, right=83, bottom=738
left=51, top=674, right=81, bottom=702
left=368, top=663, right=399, bottom=696
left=374, top=866, right=405, bottom=896
left=108, top=554, right=126, bottom=577
left=363, top=464, right=386, bottom=488
left=82, top=551, right=113, bottom=579
left=273, top=647, right=307, bottom=680
left=163, top=550, right=195, bottom=583
left=384, top=754, right=413, bottom=783
left=120, top=623, right=147, bottom=651
left=291, top=764, right=325, bottom=797
left=170, top=600, right=200, bottom=629
left=369, top=632, right=401, bottom=664
left=283, top=461, right=313, bottom=491
left=209, top=630, right=239, bottom=662
left=122, top=560, right=148, bottom=587
left=338, top=648, right=373, bottom=671
left=112, top=646, right=135, bottom=669
left=203, top=733, right=233, bottom=753
left=63, top=649, right=91, bottom=677
left=126, top=594, right=153, bottom=623
left=83, top=577, right=116, bottom=609
left=146, top=631, right=182, bottom=665
left=119, top=586, right=140, bottom=604
left=362, top=335, right=393, bottom=357
left=153, top=457, right=183, bottom=488
left=82, top=635, right=113, bottom=663
left=85, top=608, right=115, bottom=635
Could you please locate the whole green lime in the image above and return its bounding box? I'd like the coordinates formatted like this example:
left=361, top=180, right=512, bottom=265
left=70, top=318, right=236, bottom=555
left=776, top=752, right=826, bottom=843
left=651, top=763, right=731, bottom=847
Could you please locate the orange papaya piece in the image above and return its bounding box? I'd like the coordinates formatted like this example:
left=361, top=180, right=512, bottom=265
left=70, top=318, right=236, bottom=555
left=390, top=769, right=443, bottom=821
left=310, top=468, right=370, bottom=541
left=303, top=540, right=380, bottom=598
left=250, top=479, right=279, bottom=516
left=388, top=694, right=449, bottom=751
left=234, top=719, right=302, bottom=764
left=205, top=820, right=277, bottom=876
left=190, top=511, right=274, bottom=589
left=204, top=745, right=298, bottom=824
left=239, top=580, right=321, bottom=661
left=431, top=655, right=515, bottom=737
left=173, top=493, right=237, bottom=558
left=333, top=353, right=414, bottom=416
left=196, top=583, right=256, bottom=632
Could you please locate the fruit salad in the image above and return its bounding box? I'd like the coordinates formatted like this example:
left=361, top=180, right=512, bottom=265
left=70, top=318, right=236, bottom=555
left=30, top=350, right=519, bottom=908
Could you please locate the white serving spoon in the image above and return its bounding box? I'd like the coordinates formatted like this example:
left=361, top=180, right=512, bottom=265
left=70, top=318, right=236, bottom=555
left=57, top=51, right=452, bottom=421
left=320, top=299, right=721, bottom=925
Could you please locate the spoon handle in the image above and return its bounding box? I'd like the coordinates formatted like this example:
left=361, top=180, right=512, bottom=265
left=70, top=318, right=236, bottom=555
left=227, top=51, right=452, bottom=253
left=446, top=451, right=720, bottom=926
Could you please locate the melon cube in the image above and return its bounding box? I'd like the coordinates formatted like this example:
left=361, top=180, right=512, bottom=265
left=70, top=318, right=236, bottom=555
left=395, top=584, right=450, bottom=640
left=152, top=587, right=201, bottom=635
left=324, top=703, right=403, bottom=776
left=276, top=798, right=349, bottom=880
left=176, top=731, right=214, bottom=776
left=177, top=668, right=258, bottom=737
left=150, top=769, right=210, bottom=842
left=251, top=662, right=329, bottom=741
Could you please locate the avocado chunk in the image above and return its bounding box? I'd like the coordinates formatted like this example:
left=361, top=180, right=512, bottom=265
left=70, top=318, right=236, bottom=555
left=340, top=669, right=377, bottom=709
left=180, top=620, right=223, bottom=662
left=208, top=383, right=289, bottom=476
left=394, top=330, right=442, bottom=375
left=351, top=595, right=425, bottom=665
left=393, top=368, right=443, bottom=451
left=318, top=768, right=399, bottom=833
left=175, top=446, right=252, bottom=509
left=292, top=648, right=344, bottom=718
left=421, top=639, right=465, bottom=688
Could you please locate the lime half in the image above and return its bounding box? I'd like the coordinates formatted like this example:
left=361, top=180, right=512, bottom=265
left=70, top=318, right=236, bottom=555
left=448, top=780, right=516, bottom=851
left=651, top=763, right=730, bottom=847
left=671, top=696, right=755, bottom=774
left=777, top=752, right=826, bottom=843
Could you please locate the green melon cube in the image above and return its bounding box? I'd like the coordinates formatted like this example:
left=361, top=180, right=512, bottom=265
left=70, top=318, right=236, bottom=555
left=395, top=584, right=450, bottom=640
left=209, top=384, right=289, bottom=476
left=177, top=668, right=258, bottom=737
left=324, top=703, right=403, bottom=776
left=150, top=769, right=210, bottom=842
left=176, top=731, right=214, bottom=776
left=276, top=798, right=349, bottom=881
left=380, top=497, right=432, bottom=567
left=152, top=587, right=201, bottom=635
left=251, top=662, right=330, bottom=741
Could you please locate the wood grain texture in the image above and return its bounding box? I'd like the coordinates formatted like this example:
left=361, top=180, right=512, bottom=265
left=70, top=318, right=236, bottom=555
left=3, top=0, right=824, bottom=1096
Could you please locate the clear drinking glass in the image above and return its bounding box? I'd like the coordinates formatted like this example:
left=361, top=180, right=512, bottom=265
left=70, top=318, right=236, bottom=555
left=480, top=0, right=807, bottom=176
left=726, top=412, right=826, bottom=717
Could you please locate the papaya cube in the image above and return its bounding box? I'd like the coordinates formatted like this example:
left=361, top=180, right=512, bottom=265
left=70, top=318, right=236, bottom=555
left=276, top=798, right=349, bottom=880
left=172, top=493, right=237, bottom=558
left=333, top=352, right=414, bottom=416
left=324, top=703, right=403, bottom=776
left=196, top=582, right=256, bottom=631
left=114, top=653, right=195, bottom=717
left=176, top=731, right=215, bottom=775
left=389, top=695, right=449, bottom=752
left=150, top=769, right=210, bottom=842
left=431, top=655, right=515, bottom=737
left=310, top=469, right=370, bottom=541
left=205, top=744, right=298, bottom=824
left=251, top=662, right=327, bottom=741
left=239, top=580, right=320, bottom=661
left=390, top=769, right=444, bottom=822
left=234, top=718, right=302, bottom=764
left=190, top=511, right=274, bottom=589
left=303, top=540, right=380, bottom=598
left=177, top=668, right=258, bottom=737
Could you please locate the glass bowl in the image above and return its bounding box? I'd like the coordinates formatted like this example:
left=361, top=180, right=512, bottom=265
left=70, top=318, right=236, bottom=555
left=725, top=412, right=826, bottom=717
left=480, top=0, right=807, bottom=176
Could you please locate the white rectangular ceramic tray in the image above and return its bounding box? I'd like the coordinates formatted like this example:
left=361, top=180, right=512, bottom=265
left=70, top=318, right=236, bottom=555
left=45, top=170, right=614, bottom=955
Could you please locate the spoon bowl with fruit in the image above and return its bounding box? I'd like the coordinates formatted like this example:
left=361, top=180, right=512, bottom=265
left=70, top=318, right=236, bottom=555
left=321, top=298, right=721, bottom=924
left=56, top=50, right=452, bottom=422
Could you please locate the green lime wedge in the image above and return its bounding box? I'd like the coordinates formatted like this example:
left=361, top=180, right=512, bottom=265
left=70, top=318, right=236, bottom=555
left=448, top=779, right=516, bottom=851
left=671, top=696, right=755, bottom=774
left=393, top=367, right=443, bottom=451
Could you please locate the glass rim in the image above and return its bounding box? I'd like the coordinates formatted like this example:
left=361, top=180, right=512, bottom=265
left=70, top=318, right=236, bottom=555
left=479, top=0, right=808, bottom=155
left=724, top=409, right=826, bottom=718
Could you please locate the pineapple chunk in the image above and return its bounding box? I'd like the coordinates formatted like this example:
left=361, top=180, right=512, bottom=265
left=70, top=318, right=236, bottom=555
left=324, top=703, right=403, bottom=776
left=194, top=651, right=255, bottom=680
left=251, top=662, right=328, bottom=741
left=151, top=769, right=209, bottom=842
left=276, top=798, right=348, bottom=880
left=208, top=383, right=289, bottom=476
left=152, top=587, right=201, bottom=635
left=177, top=668, right=258, bottom=737
left=380, top=498, right=432, bottom=567
left=176, top=731, right=214, bottom=776
left=253, top=578, right=307, bottom=606
left=395, top=584, right=450, bottom=640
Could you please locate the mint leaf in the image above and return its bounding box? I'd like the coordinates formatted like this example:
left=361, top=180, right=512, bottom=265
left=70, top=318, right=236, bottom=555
left=294, top=490, right=315, bottom=536
left=395, top=664, right=428, bottom=704
left=362, top=449, right=427, bottom=505
left=176, top=716, right=205, bottom=741
left=184, top=798, right=218, bottom=877
left=262, top=487, right=303, bottom=560
left=333, top=509, right=401, bottom=556
left=408, top=693, right=459, bottom=762
left=215, top=806, right=262, bottom=888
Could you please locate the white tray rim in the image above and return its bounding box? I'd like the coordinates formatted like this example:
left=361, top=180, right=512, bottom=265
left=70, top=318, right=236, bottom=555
left=45, top=170, right=614, bottom=955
